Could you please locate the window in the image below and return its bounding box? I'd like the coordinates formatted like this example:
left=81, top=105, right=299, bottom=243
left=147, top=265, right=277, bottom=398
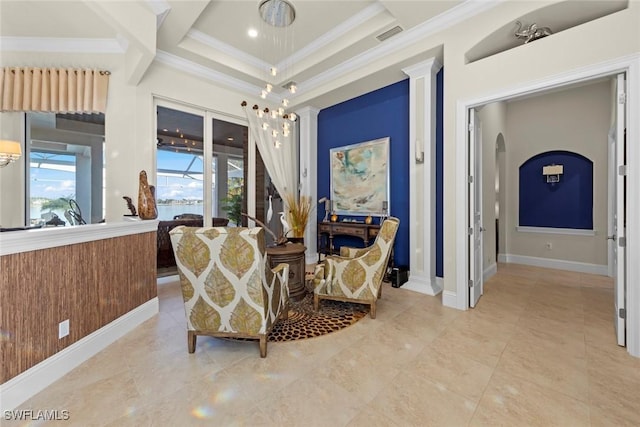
left=155, top=101, right=267, bottom=228
left=27, top=112, right=105, bottom=226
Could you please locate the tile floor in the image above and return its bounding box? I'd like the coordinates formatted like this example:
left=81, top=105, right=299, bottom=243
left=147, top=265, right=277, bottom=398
left=10, top=263, right=640, bottom=426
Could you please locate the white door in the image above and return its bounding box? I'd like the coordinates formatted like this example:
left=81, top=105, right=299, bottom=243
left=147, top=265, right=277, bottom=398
left=469, top=109, right=483, bottom=308
left=613, top=73, right=627, bottom=346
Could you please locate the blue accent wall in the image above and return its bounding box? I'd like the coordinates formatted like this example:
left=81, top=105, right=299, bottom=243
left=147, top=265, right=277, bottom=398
left=318, top=80, right=410, bottom=266
left=435, top=69, right=444, bottom=278
left=519, top=150, right=593, bottom=229
left=317, top=73, right=444, bottom=274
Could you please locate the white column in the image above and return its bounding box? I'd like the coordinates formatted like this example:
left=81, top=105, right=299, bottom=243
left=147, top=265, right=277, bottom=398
left=402, top=58, right=442, bottom=295
left=297, top=106, right=320, bottom=264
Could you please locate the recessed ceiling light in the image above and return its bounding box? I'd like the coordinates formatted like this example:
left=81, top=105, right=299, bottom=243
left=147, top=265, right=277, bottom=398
left=248, top=28, right=258, bottom=38
left=227, top=137, right=234, bottom=141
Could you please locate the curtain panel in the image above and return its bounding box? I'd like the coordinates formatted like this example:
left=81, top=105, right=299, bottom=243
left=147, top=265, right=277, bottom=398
left=0, top=67, right=110, bottom=113
left=243, top=103, right=298, bottom=206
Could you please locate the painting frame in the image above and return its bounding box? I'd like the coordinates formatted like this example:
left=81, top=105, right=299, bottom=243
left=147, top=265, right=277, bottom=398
left=330, top=137, right=390, bottom=216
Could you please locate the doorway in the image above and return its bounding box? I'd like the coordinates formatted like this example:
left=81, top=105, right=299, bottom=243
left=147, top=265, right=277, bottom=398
left=454, top=56, right=639, bottom=357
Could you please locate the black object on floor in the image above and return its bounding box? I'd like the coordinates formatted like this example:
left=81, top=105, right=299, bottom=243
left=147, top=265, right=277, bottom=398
left=391, top=266, right=409, bottom=288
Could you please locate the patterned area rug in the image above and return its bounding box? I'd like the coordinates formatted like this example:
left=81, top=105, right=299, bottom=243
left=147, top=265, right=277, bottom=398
left=268, top=293, right=369, bottom=342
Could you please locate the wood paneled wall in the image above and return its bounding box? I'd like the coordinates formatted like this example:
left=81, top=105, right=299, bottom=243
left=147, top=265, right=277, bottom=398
left=0, top=231, right=157, bottom=383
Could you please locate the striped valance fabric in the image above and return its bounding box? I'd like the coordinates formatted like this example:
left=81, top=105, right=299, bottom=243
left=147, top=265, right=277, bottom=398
left=0, top=67, right=110, bottom=113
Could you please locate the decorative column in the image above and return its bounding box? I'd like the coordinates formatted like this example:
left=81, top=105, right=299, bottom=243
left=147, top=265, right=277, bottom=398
left=297, top=106, right=320, bottom=264
left=402, top=58, right=442, bottom=295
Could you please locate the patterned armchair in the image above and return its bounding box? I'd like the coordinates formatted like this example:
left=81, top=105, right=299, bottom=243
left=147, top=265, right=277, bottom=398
left=313, top=217, right=400, bottom=319
left=170, top=226, right=290, bottom=358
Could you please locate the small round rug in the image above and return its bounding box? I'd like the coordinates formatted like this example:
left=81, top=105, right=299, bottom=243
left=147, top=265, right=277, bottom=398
left=268, top=293, right=369, bottom=342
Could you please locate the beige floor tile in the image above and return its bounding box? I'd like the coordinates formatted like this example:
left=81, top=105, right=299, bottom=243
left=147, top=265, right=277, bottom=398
left=413, top=345, right=494, bottom=401
left=318, top=345, right=402, bottom=402
left=470, top=372, right=590, bottom=427
left=430, top=325, right=508, bottom=369
left=257, top=374, right=366, bottom=426
left=9, top=265, right=640, bottom=427
left=588, top=368, right=640, bottom=427
left=579, top=272, right=613, bottom=288
left=495, top=333, right=589, bottom=401
left=346, top=406, right=402, bottom=427
left=370, top=370, right=477, bottom=426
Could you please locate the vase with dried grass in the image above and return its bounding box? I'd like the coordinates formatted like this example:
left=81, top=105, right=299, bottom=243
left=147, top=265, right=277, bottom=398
left=285, top=193, right=312, bottom=244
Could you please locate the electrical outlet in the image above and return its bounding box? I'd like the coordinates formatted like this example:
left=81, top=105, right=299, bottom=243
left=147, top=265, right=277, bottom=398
left=59, top=319, right=69, bottom=339
left=545, top=242, right=552, bottom=250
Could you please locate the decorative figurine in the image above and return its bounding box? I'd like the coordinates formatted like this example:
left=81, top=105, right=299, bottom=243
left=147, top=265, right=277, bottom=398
left=122, top=196, right=137, bottom=216
left=138, top=170, right=158, bottom=220
left=514, top=20, right=552, bottom=44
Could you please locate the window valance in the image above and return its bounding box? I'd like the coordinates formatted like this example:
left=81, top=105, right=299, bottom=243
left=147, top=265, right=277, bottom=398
left=0, top=67, right=110, bottom=114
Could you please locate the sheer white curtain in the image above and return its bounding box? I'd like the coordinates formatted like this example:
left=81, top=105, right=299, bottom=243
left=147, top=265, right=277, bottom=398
left=0, top=67, right=110, bottom=113
left=243, top=103, right=298, bottom=206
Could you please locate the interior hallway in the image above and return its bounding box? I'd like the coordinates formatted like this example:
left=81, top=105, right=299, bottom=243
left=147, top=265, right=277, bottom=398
left=10, top=264, right=640, bottom=426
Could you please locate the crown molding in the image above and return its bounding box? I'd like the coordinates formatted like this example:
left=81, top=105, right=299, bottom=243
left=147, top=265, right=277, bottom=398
left=145, top=0, right=171, bottom=29
left=185, top=29, right=271, bottom=71
left=275, top=2, right=387, bottom=71
left=154, top=49, right=281, bottom=103
left=0, top=36, right=124, bottom=53
left=402, top=58, right=443, bottom=78
left=146, top=0, right=171, bottom=16
left=301, top=0, right=503, bottom=93
left=170, top=0, right=501, bottom=104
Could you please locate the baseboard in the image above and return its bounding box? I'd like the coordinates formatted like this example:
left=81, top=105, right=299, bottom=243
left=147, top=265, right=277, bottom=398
left=484, top=263, right=497, bottom=281
left=402, top=272, right=443, bottom=296
left=0, top=297, right=159, bottom=411
left=442, top=290, right=458, bottom=309
left=498, top=253, right=608, bottom=275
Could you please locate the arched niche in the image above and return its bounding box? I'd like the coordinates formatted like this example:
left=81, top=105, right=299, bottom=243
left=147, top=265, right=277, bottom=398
left=519, top=150, right=593, bottom=230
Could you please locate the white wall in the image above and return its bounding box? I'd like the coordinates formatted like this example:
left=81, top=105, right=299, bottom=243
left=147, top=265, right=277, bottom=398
left=440, top=1, right=640, bottom=293
left=0, top=53, right=254, bottom=225
left=504, top=80, right=611, bottom=266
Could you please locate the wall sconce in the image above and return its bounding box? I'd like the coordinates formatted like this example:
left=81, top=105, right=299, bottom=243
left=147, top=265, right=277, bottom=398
left=543, top=164, right=563, bottom=184
left=415, top=139, right=424, bottom=163
left=0, top=140, right=22, bottom=167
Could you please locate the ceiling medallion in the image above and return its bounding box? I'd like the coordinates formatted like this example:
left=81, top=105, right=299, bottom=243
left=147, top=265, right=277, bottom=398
left=259, top=0, right=296, bottom=27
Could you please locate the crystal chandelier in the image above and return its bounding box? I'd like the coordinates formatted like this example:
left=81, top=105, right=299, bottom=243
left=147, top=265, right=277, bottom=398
left=253, top=0, right=298, bottom=145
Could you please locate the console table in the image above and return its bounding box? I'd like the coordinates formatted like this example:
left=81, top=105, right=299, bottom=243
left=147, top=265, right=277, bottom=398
left=267, top=243, right=306, bottom=301
left=317, top=221, right=380, bottom=260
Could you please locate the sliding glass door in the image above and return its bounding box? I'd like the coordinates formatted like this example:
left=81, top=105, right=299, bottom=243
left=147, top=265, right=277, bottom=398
left=155, top=99, right=259, bottom=226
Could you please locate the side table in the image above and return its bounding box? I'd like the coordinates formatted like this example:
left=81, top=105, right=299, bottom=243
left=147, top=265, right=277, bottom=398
left=266, top=243, right=306, bottom=301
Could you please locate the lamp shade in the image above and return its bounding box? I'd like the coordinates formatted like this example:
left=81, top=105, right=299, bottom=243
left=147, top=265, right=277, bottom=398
left=0, top=140, right=22, bottom=167
left=0, top=140, right=21, bottom=155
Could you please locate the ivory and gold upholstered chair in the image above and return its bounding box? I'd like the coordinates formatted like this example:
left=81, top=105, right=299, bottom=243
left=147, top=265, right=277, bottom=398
left=169, top=226, right=290, bottom=358
left=313, top=217, right=400, bottom=319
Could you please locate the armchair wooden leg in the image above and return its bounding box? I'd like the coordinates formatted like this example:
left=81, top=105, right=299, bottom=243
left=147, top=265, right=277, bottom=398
left=313, top=294, right=320, bottom=311
left=370, top=301, right=377, bottom=319
left=281, top=302, right=289, bottom=320
left=378, top=285, right=382, bottom=298
left=259, top=334, right=267, bottom=358
left=188, top=331, right=196, bottom=353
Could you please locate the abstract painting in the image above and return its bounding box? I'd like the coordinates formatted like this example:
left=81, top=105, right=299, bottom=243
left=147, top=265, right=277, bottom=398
left=330, top=137, right=389, bottom=215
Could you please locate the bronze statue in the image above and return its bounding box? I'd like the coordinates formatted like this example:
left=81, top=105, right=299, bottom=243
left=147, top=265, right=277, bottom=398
left=122, top=196, right=137, bottom=216
left=138, top=170, right=158, bottom=220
